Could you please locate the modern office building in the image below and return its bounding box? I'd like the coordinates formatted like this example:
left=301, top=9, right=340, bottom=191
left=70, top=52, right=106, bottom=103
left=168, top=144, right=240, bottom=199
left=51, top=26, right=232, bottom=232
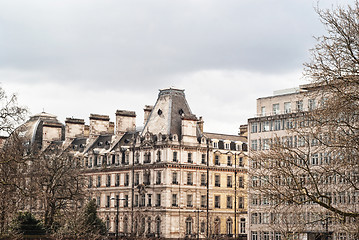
left=247, top=84, right=357, bottom=240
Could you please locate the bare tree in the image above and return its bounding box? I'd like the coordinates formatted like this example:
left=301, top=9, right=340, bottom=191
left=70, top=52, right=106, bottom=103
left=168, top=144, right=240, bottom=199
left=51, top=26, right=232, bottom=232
left=0, top=87, right=27, bottom=237
left=250, top=2, right=359, bottom=238
left=0, top=86, right=27, bottom=135
left=0, top=133, right=28, bottom=236
left=28, top=143, right=86, bottom=231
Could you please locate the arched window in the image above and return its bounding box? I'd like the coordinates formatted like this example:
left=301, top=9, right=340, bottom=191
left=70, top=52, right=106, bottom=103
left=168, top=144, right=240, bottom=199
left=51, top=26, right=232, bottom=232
left=134, top=218, right=138, bottom=235
left=106, top=216, right=110, bottom=230
left=155, top=217, right=161, bottom=236
left=147, top=217, right=152, bottom=234
left=139, top=217, right=145, bottom=235
left=200, top=221, right=206, bottom=233
left=214, top=217, right=220, bottom=235
left=226, top=218, right=233, bottom=235
left=123, top=216, right=128, bottom=234
left=185, top=217, right=193, bottom=235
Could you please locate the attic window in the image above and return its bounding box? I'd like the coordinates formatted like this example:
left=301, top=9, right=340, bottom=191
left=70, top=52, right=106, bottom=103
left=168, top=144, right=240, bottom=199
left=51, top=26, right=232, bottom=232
left=98, top=142, right=103, bottom=146
left=179, top=109, right=184, bottom=115
left=158, top=109, right=163, bottom=115
left=105, top=141, right=110, bottom=145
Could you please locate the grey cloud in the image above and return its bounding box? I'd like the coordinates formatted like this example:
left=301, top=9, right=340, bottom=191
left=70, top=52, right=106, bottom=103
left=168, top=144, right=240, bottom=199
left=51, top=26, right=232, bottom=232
left=1, top=0, right=350, bottom=91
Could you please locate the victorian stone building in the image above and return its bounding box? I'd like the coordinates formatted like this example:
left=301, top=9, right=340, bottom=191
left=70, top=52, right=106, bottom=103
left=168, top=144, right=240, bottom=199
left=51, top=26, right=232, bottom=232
left=19, top=88, right=248, bottom=239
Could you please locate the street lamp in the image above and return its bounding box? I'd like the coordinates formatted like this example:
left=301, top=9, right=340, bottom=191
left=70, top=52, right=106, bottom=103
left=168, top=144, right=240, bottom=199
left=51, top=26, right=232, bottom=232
left=111, top=196, right=126, bottom=240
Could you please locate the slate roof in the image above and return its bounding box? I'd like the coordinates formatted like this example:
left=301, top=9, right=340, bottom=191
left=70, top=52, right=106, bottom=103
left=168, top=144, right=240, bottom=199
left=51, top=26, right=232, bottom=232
left=142, top=88, right=197, bottom=139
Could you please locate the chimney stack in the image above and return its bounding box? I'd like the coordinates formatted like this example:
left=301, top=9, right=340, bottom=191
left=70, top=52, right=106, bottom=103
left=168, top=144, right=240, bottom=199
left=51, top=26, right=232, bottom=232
left=143, top=105, right=153, bottom=125
left=197, top=116, right=204, bottom=133
left=116, top=110, right=136, bottom=135
left=89, top=114, right=110, bottom=138
left=65, top=118, right=85, bottom=141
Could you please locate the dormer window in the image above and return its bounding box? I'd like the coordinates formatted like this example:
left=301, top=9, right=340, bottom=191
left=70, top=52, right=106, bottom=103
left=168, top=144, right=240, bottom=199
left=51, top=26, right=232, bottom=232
left=225, top=143, right=230, bottom=150
left=213, top=142, right=218, bottom=148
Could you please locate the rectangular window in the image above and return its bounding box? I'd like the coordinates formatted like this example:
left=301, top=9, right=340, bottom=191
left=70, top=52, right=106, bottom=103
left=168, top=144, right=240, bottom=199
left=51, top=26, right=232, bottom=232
left=144, top=172, right=150, bottom=185
left=311, top=154, right=319, bottom=165
left=215, top=174, right=220, bottom=187
left=187, top=194, right=193, bottom=207
left=261, top=106, right=266, bottom=116
left=240, top=218, right=246, bottom=233
left=238, top=176, right=244, bottom=188
left=263, top=139, right=270, bottom=150
left=201, top=154, right=206, bottom=164
left=156, top=194, right=161, bottom=207
left=239, top=157, right=244, bottom=167
left=140, top=194, right=145, bottom=207
left=124, top=195, right=129, bottom=207
left=172, top=194, right=178, bottom=207
left=227, top=196, right=233, bottom=209
left=106, top=195, right=110, bottom=208
left=296, top=100, right=303, bottom=111
left=97, top=176, right=101, bottom=187
left=263, top=121, right=270, bottom=132
left=88, top=176, right=93, bottom=188
left=238, top=197, right=244, bottom=208
left=201, top=195, right=207, bottom=208
left=115, top=174, right=120, bottom=187
left=114, top=195, right=119, bottom=207
left=187, top=172, right=193, bottom=185
left=251, top=231, right=258, bottom=240
left=134, top=173, right=139, bottom=186
left=274, top=120, right=281, bottom=131
left=147, top=194, right=152, bottom=207
left=251, top=140, right=258, bottom=151
left=272, top=103, right=280, bottom=115
left=214, top=196, right=220, bottom=208
left=251, top=122, right=258, bottom=133
left=156, top=172, right=162, bottom=184
left=124, top=173, right=129, bottom=186
left=263, top=232, right=269, bottom=240
left=284, top=102, right=291, bottom=113
left=308, top=99, right=316, bottom=110
left=215, top=155, right=220, bottom=165
left=106, top=175, right=111, bottom=187
left=227, top=156, right=232, bottom=166
left=134, top=194, right=139, bottom=207
left=187, top=152, right=192, bottom=163
left=227, top=175, right=232, bottom=188
left=173, top=151, right=178, bottom=162
left=213, top=142, right=218, bottom=148
left=156, top=150, right=161, bottom=162
left=225, top=143, right=230, bottom=149
left=96, top=196, right=101, bottom=207
left=172, top=172, right=178, bottom=184
left=201, top=174, right=206, bottom=186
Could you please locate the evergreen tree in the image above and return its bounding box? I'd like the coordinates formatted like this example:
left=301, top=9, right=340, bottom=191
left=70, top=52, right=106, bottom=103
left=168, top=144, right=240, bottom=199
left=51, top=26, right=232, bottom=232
left=12, top=212, right=46, bottom=236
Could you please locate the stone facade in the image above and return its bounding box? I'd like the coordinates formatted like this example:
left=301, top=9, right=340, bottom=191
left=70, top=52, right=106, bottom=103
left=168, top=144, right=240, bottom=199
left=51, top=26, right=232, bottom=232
left=18, top=88, right=248, bottom=239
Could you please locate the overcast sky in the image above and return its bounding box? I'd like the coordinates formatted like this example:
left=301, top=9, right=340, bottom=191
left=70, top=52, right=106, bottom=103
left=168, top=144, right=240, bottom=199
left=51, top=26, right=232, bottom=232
left=0, top=0, right=354, bottom=135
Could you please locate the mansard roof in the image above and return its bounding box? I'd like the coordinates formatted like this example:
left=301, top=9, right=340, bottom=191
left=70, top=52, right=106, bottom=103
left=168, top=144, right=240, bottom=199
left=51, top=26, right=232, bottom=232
left=142, top=88, right=197, bottom=138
